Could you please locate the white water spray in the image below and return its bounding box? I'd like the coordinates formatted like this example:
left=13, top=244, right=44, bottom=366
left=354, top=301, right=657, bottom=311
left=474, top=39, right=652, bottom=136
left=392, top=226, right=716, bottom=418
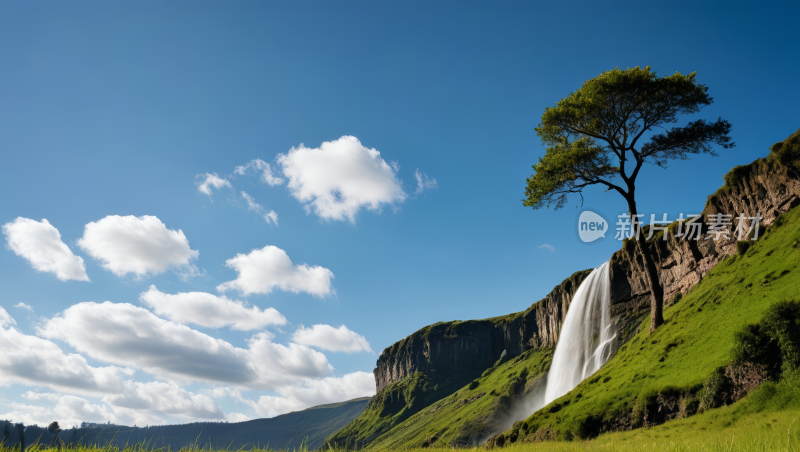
left=544, top=261, right=615, bottom=404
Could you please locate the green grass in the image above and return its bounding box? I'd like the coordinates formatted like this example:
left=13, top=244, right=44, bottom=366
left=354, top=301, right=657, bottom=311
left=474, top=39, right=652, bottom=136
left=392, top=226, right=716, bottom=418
left=496, top=205, right=800, bottom=443
left=363, top=348, right=554, bottom=449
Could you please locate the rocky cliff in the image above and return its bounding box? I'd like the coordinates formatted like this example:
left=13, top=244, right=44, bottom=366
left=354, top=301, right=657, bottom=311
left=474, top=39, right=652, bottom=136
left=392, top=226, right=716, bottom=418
left=374, top=269, right=592, bottom=392
left=609, top=128, right=800, bottom=316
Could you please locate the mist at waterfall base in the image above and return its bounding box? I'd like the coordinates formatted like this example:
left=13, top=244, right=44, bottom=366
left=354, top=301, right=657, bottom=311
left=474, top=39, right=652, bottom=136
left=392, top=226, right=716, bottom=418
left=478, top=262, right=616, bottom=444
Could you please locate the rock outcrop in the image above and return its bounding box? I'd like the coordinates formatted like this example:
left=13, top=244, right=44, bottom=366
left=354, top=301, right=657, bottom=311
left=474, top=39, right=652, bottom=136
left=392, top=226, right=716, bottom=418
left=609, top=134, right=800, bottom=316
left=374, top=269, right=592, bottom=392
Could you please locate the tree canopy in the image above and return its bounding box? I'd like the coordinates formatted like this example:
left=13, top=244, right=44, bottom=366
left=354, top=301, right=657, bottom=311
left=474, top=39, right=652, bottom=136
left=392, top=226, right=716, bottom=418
left=524, top=66, right=734, bottom=210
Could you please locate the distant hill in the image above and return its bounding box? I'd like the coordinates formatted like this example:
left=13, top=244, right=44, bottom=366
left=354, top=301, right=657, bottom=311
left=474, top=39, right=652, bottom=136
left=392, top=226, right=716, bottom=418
left=1, top=397, right=371, bottom=451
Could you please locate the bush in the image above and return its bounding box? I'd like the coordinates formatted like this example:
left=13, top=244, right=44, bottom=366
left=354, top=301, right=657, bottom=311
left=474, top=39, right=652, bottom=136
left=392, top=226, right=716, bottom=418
left=767, top=128, right=800, bottom=167
left=699, top=366, right=733, bottom=410
left=731, top=323, right=782, bottom=379
left=737, top=240, right=752, bottom=255
left=761, top=299, right=800, bottom=373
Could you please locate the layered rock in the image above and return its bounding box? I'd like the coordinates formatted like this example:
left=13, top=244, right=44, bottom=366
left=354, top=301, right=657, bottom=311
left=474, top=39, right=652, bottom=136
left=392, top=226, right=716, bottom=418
left=609, top=137, right=800, bottom=316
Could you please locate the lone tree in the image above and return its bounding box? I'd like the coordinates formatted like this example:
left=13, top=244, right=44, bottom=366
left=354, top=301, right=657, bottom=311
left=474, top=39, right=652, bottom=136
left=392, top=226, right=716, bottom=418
left=47, top=422, right=62, bottom=450
left=524, top=66, right=734, bottom=332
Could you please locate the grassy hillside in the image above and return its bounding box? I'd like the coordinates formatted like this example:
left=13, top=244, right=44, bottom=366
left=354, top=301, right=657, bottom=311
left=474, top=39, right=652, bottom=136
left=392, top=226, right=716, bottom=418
left=362, top=347, right=554, bottom=449
left=65, top=397, right=371, bottom=451
left=328, top=367, right=487, bottom=448
left=492, top=204, right=800, bottom=443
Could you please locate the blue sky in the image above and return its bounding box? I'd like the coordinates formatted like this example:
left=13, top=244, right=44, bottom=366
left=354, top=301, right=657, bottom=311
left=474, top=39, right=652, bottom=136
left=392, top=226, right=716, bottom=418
left=1, top=1, right=798, bottom=426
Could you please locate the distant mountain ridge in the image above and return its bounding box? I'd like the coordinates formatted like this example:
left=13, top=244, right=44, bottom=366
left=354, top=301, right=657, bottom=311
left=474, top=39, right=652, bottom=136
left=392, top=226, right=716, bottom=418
left=1, top=397, right=371, bottom=452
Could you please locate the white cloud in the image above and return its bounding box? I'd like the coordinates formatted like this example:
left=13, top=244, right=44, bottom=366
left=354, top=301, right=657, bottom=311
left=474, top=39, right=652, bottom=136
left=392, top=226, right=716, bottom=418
left=103, top=381, right=222, bottom=419
left=2, top=218, right=90, bottom=282
left=235, top=159, right=284, bottom=186
left=226, top=412, right=251, bottom=423
left=0, top=311, right=134, bottom=395
left=241, top=192, right=279, bottom=226
left=78, top=215, right=199, bottom=278
left=0, top=308, right=225, bottom=424
left=40, top=302, right=332, bottom=389
left=538, top=243, right=556, bottom=252
left=0, top=306, right=16, bottom=327
left=40, top=301, right=256, bottom=385
left=14, top=302, right=33, bottom=312
left=414, top=169, right=438, bottom=195
left=23, top=391, right=61, bottom=401
left=241, top=191, right=264, bottom=213
left=196, top=173, right=233, bottom=197
left=292, top=325, right=373, bottom=353
left=264, top=210, right=278, bottom=226
left=140, top=285, right=286, bottom=331
left=217, top=245, right=334, bottom=298
left=245, top=372, right=375, bottom=418
left=1, top=396, right=165, bottom=428
left=277, top=136, right=407, bottom=222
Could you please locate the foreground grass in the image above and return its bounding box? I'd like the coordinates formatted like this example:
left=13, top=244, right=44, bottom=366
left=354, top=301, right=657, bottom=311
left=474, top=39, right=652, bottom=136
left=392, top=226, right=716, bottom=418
left=5, top=406, right=799, bottom=452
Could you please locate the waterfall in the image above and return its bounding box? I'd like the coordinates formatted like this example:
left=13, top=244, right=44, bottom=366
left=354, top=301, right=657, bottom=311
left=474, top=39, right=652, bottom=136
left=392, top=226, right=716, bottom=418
left=544, top=261, right=615, bottom=404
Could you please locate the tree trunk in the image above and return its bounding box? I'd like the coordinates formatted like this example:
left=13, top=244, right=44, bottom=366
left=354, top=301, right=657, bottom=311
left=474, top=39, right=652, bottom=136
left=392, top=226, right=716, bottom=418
left=629, top=203, right=665, bottom=332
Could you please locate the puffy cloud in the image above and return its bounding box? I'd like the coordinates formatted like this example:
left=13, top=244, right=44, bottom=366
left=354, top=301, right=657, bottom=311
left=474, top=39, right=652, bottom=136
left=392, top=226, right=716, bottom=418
left=414, top=169, right=438, bottom=195
left=140, top=286, right=286, bottom=331
left=41, top=301, right=256, bottom=384
left=103, top=381, right=222, bottom=419
left=1, top=397, right=164, bottom=428
left=241, top=192, right=279, bottom=226
left=197, top=173, right=233, bottom=197
left=235, top=159, right=284, bottom=186
left=0, top=306, right=15, bottom=327
left=40, top=302, right=332, bottom=389
left=292, top=325, right=373, bottom=353
left=245, top=372, right=375, bottom=418
left=0, top=312, right=132, bottom=393
left=0, top=308, right=225, bottom=423
left=15, top=302, right=34, bottom=312
left=277, top=136, right=406, bottom=222
left=78, top=215, right=199, bottom=278
left=2, top=218, right=90, bottom=282
left=217, top=246, right=334, bottom=298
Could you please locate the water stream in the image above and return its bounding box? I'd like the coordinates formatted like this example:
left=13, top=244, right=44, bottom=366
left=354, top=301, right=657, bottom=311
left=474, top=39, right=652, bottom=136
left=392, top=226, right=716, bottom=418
left=544, top=260, right=615, bottom=404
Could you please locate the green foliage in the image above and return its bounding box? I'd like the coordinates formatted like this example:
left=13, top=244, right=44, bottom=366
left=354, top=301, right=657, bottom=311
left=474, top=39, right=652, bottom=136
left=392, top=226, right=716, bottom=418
left=760, top=299, right=800, bottom=373
left=524, top=66, right=734, bottom=210
left=736, top=240, right=751, bottom=255
left=698, top=367, right=733, bottom=411
left=767, top=127, right=800, bottom=168
left=731, top=323, right=782, bottom=379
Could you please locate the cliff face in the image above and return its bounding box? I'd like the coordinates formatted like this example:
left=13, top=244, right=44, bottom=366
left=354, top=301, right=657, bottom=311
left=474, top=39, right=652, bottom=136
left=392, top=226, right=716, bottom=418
left=609, top=149, right=800, bottom=316
left=374, top=269, right=591, bottom=392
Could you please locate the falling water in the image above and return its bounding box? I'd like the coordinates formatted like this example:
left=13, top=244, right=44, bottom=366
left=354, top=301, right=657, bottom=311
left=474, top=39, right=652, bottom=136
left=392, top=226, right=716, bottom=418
left=544, top=261, right=615, bottom=404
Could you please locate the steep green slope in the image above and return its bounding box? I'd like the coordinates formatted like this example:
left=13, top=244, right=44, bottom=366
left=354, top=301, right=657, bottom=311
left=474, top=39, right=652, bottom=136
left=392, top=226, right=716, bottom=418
left=328, top=368, right=484, bottom=449
left=71, top=397, right=371, bottom=451
left=363, top=347, right=554, bottom=449
left=490, top=204, right=800, bottom=444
